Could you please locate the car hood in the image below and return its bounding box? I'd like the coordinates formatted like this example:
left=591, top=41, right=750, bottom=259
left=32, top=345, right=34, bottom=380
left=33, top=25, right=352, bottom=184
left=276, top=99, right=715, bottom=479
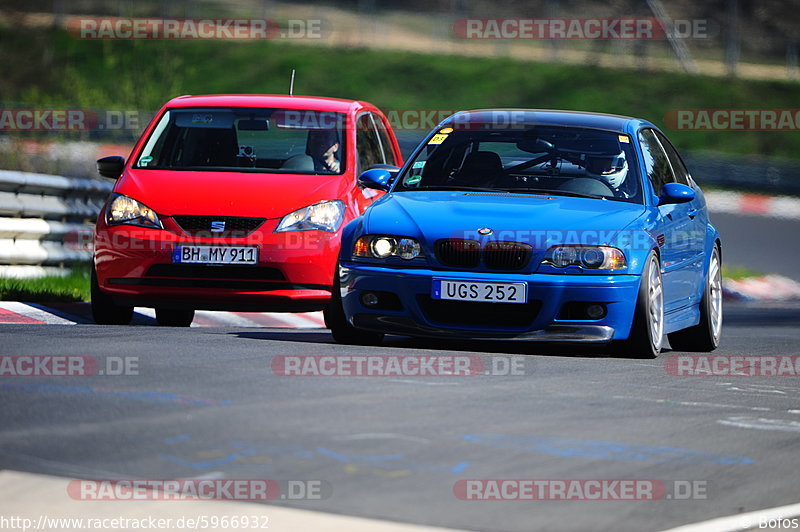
left=115, top=169, right=347, bottom=219
left=364, top=191, right=647, bottom=248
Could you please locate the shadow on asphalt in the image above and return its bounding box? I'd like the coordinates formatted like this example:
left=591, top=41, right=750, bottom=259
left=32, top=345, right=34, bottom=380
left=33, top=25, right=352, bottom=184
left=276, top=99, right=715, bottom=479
left=231, top=330, right=660, bottom=359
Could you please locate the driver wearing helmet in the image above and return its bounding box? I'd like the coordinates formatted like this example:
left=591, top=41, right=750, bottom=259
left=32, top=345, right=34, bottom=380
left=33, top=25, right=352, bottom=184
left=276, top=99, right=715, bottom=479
left=585, top=151, right=630, bottom=197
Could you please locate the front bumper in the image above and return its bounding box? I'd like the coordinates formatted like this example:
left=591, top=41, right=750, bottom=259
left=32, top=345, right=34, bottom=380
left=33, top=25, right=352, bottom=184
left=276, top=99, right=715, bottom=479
left=94, top=223, right=339, bottom=311
left=339, top=262, right=642, bottom=342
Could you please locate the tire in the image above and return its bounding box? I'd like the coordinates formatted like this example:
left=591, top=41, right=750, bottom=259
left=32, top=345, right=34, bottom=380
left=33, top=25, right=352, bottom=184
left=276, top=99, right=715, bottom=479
left=91, top=266, right=133, bottom=325
left=668, top=244, right=722, bottom=352
left=618, top=251, right=664, bottom=358
left=325, top=264, right=384, bottom=346
left=155, top=308, right=195, bottom=327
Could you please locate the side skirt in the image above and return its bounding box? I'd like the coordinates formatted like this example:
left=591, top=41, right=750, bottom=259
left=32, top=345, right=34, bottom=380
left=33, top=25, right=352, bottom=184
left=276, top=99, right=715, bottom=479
left=664, top=304, right=701, bottom=334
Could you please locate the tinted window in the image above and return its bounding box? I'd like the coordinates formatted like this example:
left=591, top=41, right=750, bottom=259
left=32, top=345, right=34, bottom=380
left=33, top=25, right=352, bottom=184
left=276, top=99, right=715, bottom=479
left=374, top=115, right=397, bottom=166
left=134, top=108, right=346, bottom=174
left=356, top=114, right=383, bottom=172
left=638, top=129, right=674, bottom=196
left=395, top=125, right=643, bottom=203
left=654, top=130, right=690, bottom=186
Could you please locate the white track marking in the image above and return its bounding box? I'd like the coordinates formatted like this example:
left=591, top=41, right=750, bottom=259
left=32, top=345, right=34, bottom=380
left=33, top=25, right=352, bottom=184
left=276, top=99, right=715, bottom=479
left=717, top=416, right=800, bottom=432
left=0, top=470, right=465, bottom=532
left=659, top=501, right=800, bottom=531
left=0, top=302, right=74, bottom=324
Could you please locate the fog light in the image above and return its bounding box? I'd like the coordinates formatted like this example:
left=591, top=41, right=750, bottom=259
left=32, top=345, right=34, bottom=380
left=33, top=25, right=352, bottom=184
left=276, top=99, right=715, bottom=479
left=361, top=292, right=380, bottom=307
left=586, top=304, right=606, bottom=320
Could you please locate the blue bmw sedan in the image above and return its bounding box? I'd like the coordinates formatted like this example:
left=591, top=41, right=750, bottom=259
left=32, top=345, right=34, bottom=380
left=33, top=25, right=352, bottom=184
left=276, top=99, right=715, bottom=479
left=325, top=110, right=722, bottom=358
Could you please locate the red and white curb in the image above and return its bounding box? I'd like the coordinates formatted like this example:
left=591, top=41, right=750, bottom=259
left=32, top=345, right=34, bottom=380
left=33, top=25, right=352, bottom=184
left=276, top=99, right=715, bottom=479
left=705, top=190, right=800, bottom=220
left=723, top=274, right=800, bottom=301
left=0, top=301, right=325, bottom=328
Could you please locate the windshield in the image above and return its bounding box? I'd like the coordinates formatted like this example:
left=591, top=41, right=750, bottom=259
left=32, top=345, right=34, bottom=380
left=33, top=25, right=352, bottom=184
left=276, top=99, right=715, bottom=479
left=395, top=125, right=642, bottom=203
left=134, top=107, right=347, bottom=174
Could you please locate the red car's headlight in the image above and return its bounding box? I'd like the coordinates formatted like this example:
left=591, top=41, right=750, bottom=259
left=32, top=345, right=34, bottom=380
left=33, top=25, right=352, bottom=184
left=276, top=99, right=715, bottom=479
left=106, top=194, right=163, bottom=229
left=275, top=200, right=345, bottom=233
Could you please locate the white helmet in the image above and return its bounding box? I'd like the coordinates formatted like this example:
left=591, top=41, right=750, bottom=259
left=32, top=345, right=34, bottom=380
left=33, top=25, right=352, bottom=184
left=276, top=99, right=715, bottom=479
left=586, top=152, right=628, bottom=189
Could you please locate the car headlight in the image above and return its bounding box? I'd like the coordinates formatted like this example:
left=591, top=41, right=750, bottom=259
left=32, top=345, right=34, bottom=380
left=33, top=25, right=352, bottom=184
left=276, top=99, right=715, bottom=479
left=353, top=236, right=423, bottom=260
left=275, top=200, right=345, bottom=232
left=542, top=246, right=626, bottom=270
left=106, top=194, right=162, bottom=229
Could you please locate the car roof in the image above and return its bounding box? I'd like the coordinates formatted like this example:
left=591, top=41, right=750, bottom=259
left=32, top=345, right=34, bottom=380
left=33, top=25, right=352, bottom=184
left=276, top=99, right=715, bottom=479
left=442, top=109, right=653, bottom=133
left=162, top=94, right=372, bottom=114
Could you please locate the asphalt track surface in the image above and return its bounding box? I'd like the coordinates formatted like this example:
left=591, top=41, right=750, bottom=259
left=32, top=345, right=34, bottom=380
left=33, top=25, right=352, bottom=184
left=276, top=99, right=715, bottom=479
left=1, top=301, right=799, bottom=532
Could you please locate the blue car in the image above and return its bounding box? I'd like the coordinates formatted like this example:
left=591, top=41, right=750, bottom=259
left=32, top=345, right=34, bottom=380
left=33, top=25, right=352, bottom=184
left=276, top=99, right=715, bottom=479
left=325, top=110, right=722, bottom=357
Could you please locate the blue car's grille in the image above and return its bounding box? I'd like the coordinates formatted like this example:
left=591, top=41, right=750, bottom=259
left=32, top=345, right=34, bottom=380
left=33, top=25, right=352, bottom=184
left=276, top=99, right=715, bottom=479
left=484, top=241, right=533, bottom=270
left=434, top=239, right=532, bottom=271
left=435, top=239, right=481, bottom=268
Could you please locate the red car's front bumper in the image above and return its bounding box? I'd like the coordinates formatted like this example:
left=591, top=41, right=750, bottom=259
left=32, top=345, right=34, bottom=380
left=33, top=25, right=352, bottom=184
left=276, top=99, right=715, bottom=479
left=94, top=217, right=338, bottom=312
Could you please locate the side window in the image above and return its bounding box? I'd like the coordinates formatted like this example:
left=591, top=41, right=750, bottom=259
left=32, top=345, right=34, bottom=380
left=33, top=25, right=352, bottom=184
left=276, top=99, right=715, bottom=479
left=654, top=131, right=690, bottom=186
left=638, top=129, right=674, bottom=196
left=374, top=115, right=397, bottom=166
left=356, top=114, right=384, bottom=172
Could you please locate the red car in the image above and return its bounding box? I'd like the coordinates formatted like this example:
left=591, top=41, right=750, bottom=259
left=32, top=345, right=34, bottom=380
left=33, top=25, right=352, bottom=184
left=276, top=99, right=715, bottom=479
left=92, top=94, right=402, bottom=326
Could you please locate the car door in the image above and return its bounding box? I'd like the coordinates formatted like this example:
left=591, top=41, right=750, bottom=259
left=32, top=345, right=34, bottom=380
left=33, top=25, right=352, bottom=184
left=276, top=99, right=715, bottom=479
left=638, top=128, right=695, bottom=313
left=654, top=130, right=707, bottom=306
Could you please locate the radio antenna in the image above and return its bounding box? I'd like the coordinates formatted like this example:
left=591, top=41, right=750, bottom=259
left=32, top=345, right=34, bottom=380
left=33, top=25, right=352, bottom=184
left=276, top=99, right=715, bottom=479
left=289, top=69, right=296, bottom=96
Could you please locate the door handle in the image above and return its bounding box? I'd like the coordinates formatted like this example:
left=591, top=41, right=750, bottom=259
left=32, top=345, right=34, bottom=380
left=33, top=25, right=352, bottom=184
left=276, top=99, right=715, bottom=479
left=687, top=208, right=698, bottom=219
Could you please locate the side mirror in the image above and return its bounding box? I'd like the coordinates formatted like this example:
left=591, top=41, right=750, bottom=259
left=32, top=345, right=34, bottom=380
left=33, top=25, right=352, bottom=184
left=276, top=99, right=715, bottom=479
left=97, top=156, right=125, bottom=180
left=658, top=182, right=695, bottom=206
left=358, top=166, right=398, bottom=191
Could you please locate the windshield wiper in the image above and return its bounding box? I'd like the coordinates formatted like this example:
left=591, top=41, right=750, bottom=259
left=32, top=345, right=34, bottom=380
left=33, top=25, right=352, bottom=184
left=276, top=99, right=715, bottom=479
left=500, top=188, right=607, bottom=200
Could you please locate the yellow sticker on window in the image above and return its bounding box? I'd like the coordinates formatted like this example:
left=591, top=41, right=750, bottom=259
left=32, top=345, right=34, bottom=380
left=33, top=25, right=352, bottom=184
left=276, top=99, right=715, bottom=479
left=439, top=127, right=454, bottom=134
left=618, top=135, right=630, bottom=143
left=428, top=134, right=449, bottom=144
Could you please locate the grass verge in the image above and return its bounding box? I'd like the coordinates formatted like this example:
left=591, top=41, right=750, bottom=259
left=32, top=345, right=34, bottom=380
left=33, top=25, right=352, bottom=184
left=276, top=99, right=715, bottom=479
left=0, top=267, right=91, bottom=303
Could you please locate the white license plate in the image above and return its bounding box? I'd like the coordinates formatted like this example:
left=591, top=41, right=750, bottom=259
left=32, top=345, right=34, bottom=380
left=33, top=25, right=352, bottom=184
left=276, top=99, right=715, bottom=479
left=173, top=246, right=258, bottom=265
left=432, top=279, right=527, bottom=304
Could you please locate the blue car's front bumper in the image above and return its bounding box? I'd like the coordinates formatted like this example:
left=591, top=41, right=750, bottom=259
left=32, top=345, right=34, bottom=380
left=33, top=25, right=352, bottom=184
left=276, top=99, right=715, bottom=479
left=339, top=263, right=642, bottom=342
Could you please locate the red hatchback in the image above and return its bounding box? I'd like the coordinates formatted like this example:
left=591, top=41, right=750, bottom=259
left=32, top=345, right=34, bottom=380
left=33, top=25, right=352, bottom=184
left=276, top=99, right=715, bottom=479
left=92, top=94, right=402, bottom=326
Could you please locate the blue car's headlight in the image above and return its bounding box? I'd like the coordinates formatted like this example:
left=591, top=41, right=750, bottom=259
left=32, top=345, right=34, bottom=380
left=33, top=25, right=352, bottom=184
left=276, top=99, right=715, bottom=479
left=275, top=200, right=345, bottom=232
left=106, top=194, right=162, bottom=229
left=542, top=245, right=626, bottom=270
left=354, top=235, right=424, bottom=260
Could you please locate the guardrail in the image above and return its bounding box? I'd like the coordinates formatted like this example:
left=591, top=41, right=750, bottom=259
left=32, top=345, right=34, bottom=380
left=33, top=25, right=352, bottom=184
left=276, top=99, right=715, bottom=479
left=0, top=170, right=111, bottom=278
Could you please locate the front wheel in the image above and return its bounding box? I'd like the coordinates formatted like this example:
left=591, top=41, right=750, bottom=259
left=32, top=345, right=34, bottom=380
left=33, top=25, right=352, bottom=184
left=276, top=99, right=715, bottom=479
left=668, top=245, right=722, bottom=352
left=91, top=266, right=133, bottom=325
left=325, top=265, right=384, bottom=346
left=617, top=251, right=664, bottom=358
left=155, top=308, right=195, bottom=327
